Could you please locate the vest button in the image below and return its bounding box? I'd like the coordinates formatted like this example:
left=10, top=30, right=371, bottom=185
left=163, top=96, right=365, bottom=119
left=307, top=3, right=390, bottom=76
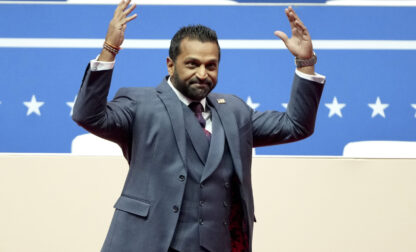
left=223, top=201, right=229, bottom=207
left=224, top=182, right=230, bottom=189
left=199, top=218, right=204, bottom=225
left=178, top=175, right=185, bottom=181
left=200, top=183, right=204, bottom=188
left=223, top=221, right=228, bottom=226
left=172, top=205, right=179, bottom=213
left=199, top=200, right=205, bottom=206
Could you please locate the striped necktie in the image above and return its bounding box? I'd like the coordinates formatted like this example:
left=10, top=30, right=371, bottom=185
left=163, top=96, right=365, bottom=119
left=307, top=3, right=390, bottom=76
left=188, top=102, right=211, bottom=140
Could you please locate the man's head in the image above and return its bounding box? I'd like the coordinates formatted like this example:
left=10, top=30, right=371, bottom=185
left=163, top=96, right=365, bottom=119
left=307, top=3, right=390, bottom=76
left=167, top=25, right=221, bottom=101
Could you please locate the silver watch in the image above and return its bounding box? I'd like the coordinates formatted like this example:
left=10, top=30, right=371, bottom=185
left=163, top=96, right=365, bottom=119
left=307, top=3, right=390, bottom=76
left=295, top=52, right=317, bottom=68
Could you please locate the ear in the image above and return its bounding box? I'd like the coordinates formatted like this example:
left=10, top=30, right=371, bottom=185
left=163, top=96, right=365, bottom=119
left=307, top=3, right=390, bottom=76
left=167, top=57, right=174, bottom=76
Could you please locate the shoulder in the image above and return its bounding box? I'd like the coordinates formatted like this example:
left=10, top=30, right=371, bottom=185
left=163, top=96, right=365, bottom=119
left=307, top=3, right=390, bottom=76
left=114, top=87, right=157, bottom=100
left=210, top=92, right=251, bottom=113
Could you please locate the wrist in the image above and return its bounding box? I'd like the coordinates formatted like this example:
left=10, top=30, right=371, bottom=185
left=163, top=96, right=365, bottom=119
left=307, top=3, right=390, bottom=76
left=295, top=52, right=317, bottom=68
left=98, top=41, right=122, bottom=62
left=98, top=48, right=116, bottom=62
left=296, top=65, right=315, bottom=75
left=103, top=41, right=121, bottom=55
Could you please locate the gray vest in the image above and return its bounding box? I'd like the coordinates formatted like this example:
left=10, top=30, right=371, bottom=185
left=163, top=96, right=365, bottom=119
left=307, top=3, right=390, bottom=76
left=170, top=103, right=235, bottom=252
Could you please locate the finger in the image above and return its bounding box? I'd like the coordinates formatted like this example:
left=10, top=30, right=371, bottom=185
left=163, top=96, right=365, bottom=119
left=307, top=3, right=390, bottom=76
left=294, top=20, right=306, bottom=33
left=285, top=8, right=296, bottom=30
left=122, top=0, right=132, bottom=10
left=288, top=6, right=307, bottom=29
left=294, top=15, right=306, bottom=31
left=294, top=20, right=310, bottom=39
left=124, top=13, right=138, bottom=24
left=288, top=6, right=300, bottom=21
left=116, top=0, right=125, bottom=10
left=274, top=31, right=289, bottom=44
left=123, top=3, right=136, bottom=16
left=115, top=0, right=129, bottom=17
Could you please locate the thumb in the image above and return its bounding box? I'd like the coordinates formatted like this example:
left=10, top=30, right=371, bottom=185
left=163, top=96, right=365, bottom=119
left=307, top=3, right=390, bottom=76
left=274, top=31, right=289, bottom=44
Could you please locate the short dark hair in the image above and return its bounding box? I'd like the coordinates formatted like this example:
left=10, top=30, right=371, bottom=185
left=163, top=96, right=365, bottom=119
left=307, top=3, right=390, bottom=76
left=169, top=25, right=221, bottom=62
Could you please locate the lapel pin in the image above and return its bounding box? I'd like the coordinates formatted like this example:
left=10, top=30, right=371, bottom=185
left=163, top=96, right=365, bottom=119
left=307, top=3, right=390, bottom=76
left=217, top=98, right=226, bottom=104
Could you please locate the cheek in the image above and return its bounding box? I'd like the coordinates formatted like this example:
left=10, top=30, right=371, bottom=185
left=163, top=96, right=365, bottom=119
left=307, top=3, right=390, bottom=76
left=179, top=70, right=195, bottom=82
left=209, top=72, right=218, bottom=81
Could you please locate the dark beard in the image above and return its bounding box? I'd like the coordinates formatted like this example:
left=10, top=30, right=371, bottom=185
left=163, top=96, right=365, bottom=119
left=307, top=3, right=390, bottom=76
left=172, top=70, right=214, bottom=101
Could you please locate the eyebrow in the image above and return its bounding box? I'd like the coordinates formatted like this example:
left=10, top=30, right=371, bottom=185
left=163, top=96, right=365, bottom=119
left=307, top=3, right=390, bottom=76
left=184, top=57, right=218, bottom=64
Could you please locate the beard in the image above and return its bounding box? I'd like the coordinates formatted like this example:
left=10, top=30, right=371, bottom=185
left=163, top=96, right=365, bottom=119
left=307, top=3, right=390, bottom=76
left=172, top=70, right=215, bottom=101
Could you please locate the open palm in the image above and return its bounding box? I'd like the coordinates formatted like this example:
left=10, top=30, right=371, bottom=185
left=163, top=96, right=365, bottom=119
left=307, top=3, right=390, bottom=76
left=274, top=6, right=313, bottom=60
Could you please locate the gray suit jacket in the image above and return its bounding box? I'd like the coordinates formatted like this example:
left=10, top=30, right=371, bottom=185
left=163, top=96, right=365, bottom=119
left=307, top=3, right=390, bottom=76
left=72, top=65, right=324, bottom=252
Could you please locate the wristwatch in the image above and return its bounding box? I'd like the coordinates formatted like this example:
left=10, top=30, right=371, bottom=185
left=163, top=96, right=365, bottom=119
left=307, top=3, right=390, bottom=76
left=295, top=52, right=317, bottom=68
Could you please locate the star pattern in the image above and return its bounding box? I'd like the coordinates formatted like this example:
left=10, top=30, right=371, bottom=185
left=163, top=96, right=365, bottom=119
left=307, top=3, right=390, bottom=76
left=2, top=95, right=414, bottom=120
left=246, top=96, right=260, bottom=110
left=66, top=96, right=77, bottom=116
left=23, top=95, right=45, bottom=116
left=325, top=96, right=346, bottom=118
left=368, top=97, right=389, bottom=118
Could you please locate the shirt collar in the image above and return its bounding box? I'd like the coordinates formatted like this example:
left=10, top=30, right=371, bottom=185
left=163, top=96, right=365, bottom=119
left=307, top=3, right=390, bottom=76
left=167, top=77, right=207, bottom=111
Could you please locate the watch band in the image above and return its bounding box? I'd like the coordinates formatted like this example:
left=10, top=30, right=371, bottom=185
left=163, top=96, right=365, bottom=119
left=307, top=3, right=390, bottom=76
left=295, top=52, right=317, bottom=68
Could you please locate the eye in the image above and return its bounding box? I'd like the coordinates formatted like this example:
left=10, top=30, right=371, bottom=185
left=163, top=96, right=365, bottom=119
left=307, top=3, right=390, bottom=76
left=207, top=63, right=217, bottom=71
left=186, top=61, right=198, bottom=68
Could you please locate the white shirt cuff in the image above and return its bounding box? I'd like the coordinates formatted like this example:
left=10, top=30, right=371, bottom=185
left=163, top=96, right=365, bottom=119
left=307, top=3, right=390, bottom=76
left=90, top=55, right=115, bottom=71
left=295, top=69, right=326, bottom=84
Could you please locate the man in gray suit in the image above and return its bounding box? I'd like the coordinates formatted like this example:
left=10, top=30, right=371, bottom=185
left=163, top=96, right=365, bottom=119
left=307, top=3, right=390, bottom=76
left=72, top=1, right=325, bottom=251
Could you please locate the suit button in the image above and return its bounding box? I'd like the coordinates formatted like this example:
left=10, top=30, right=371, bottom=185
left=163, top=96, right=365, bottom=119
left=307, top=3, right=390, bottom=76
left=223, top=201, right=229, bottom=207
left=200, top=183, right=204, bottom=188
left=173, top=205, right=179, bottom=213
left=179, top=175, right=185, bottom=181
left=223, top=221, right=228, bottom=226
left=199, top=218, right=204, bottom=225
left=224, top=182, right=230, bottom=189
left=199, top=200, right=205, bottom=206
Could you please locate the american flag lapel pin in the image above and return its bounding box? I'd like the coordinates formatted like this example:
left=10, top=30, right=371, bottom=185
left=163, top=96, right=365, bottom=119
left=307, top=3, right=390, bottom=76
left=217, top=98, right=226, bottom=104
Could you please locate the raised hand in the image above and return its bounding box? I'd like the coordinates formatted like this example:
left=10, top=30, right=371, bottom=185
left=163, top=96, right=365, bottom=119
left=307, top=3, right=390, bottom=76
left=274, top=6, right=313, bottom=60
left=99, top=0, right=137, bottom=61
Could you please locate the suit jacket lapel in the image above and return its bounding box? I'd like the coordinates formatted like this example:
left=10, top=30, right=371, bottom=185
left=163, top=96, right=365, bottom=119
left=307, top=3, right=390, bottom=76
left=156, top=78, right=187, bottom=165
left=201, top=105, right=225, bottom=182
left=207, top=95, right=244, bottom=183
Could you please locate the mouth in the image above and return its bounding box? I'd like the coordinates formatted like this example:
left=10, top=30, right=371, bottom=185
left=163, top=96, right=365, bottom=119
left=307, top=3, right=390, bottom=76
left=191, top=82, right=211, bottom=88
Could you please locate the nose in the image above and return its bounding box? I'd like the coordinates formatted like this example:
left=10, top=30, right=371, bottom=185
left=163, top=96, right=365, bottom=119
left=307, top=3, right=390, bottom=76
left=196, top=65, right=207, bottom=80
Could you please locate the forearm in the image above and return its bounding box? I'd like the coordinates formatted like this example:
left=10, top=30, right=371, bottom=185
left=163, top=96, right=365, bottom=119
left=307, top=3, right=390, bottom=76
left=285, top=74, right=324, bottom=135
left=252, top=74, right=324, bottom=147
left=72, top=65, right=113, bottom=126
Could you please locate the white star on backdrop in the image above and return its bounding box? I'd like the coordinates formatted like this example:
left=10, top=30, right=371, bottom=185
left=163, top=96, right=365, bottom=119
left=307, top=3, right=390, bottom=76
left=368, top=97, right=389, bottom=118
left=412, top=104, right=416, bottom=118
left=246, top=96, right=260, bottom=110
left=325, top=96, right=346, bottom=118
left=66, top=96, right=77, bottom=116
left=23, top=95, right=44, bottom=116
left=281, top=103, right=288, bottom=109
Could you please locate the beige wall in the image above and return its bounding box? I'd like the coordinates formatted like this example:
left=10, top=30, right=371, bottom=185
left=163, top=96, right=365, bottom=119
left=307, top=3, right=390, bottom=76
left=1, top=154, right=415, bottom=252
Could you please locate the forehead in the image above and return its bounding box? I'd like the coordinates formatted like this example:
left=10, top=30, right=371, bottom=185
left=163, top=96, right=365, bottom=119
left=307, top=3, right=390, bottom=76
left=178, top=39, right=219, bottom=61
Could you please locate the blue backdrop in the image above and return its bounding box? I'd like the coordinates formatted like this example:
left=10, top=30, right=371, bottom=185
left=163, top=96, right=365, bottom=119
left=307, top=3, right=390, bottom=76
left=0, top=4, right=415, bottom=155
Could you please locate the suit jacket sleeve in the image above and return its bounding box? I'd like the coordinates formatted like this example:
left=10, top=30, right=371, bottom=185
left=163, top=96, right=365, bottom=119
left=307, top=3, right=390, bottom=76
left=72, top=64, right=136, bottom=147
left=251, top=74, right=324, bottom=147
